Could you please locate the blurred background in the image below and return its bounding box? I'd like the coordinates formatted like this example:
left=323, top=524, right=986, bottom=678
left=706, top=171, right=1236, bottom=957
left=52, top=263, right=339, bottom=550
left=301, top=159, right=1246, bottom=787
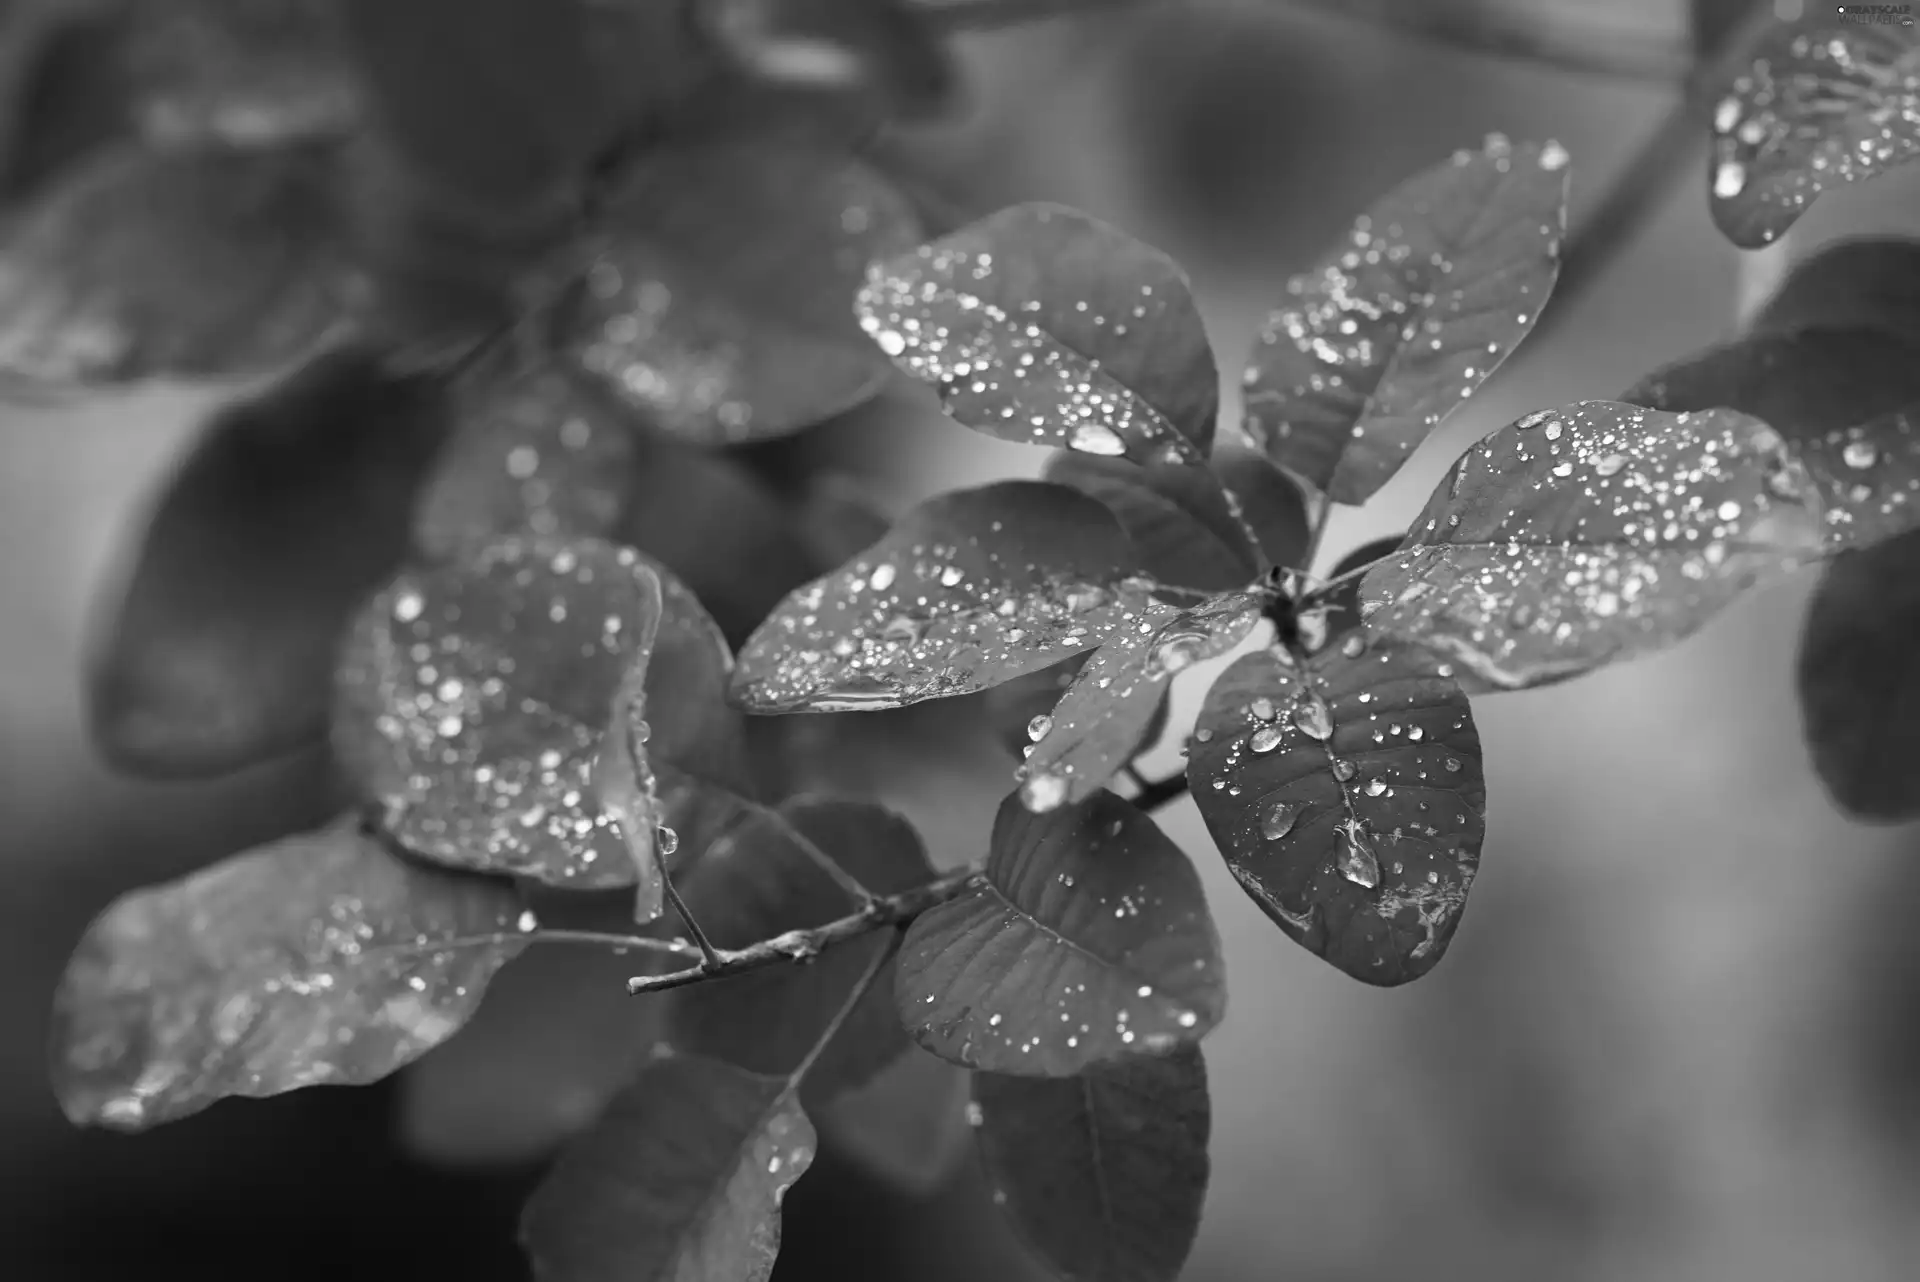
left=7, top=0, right=1920, bottom=1279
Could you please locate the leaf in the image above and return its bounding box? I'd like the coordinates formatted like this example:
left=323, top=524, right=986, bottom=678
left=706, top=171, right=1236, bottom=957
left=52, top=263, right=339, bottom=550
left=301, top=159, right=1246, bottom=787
left=895, top=789, right=1224, bottom=1076
left=1241, top=134, right=1570, bottom=505
left=413, top=346, right=639, bottom=560
left=731, top=480, right=1153, bottom=712
left=696, top=0, right=957, bottom=120
left=1019, top=592, right=1262, bottom=811
left=794, top=471, right=892, bottom=568
left=1797, top=529, right=1920, bottom=819
left=0, top=139, right=362, bottom=387
left=332, top=536, right=669, bottom=889
left=857, top=202, right=1220, bottom=464
left=668, top=797, right=935, bottom=1102
left=50, top=815, right=530, bottom=1131
left=1314, top=533, right=1407, bottom=641
left=814, top=1048, right=972, bottom=1196
left=973, top=1046, right=1210, bottom=1282
left=520, top=1050, right=814, bottom=1282
left=1624, top=327, right=1920, bottom=549
left=1357, top=401, right=1826, bottom=693
left=87, top=349, right=447, bottom=777
left=1212, top=437, right=1312, bottom=572
left=1750, top=237, right=1920, bottom=338
left=1708, top=18, right=1920, bottom=249
left=1043, top=450, right=1257, bottom=592
left=1188, top=640, right=1484, bottom=985
left=0, top=4, right=134, bottom=205
left=562, top=127, right=921, bottom=444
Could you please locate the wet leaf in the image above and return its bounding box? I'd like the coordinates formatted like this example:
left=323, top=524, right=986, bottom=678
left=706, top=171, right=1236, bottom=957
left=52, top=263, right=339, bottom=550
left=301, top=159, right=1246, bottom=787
left=563, top=128, right=920, bottom=444
left=1624, top=327, right=1920, bottom=549
left=973, top=1045, right=1210, bottom=1282
left=857, top=202, right=1220, bottom=464
left=1242, top=134, right=1569, bottom=504
left=1188, top=642, right=1484, bottom=985
left=1212, top=437, right=1312, bottom=572
left=1019, top=593, right=1262, bottom=810
left=1797, top=529, right=1920, bottom=819
left=697, top=0, right=957, bottom=120
left=413, top=347, right=639, bottom=560
left=1358, top=401, right=1826, bottom=692
left=88, top=349, right=447, bottom=777
left=332, top=536, right=668, bottom=889
left=814, top=1048, right=972, bottom=1196
left=520, top=1050, right=813, bottom=1282
left=1750, top=237, right=1920, bottom=339
left=1708, top=18, right=1920, bottom=249
left=1043, top=450, right=1256, bottom=592
left=895, top=789, right=1224, bottom=1076
left=0, top=140, right=362, bottom=387
left=732, top=481, right=1152, bottom=712
left=50, top=815, right=530, bottom=1131
left=670, top=798, right=934, bottom=1101
left=1315, top=533, right=1407, bottom=641
left=984, top=652, right=1093, bottom=762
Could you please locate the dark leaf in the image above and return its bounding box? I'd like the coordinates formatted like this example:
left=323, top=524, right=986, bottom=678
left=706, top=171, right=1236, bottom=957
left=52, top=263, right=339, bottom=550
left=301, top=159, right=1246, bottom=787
left=793, top=471, right=892, bottom=568
left=814, top=1047, right=971, bottom=1196
left=563, top=127, right=920, bottom=443
left=87, top=349, right=446, bottom=777
left=984, top=652, right=1093, bottom=762
left=1708, top=18, right=1920, bottom=249
left=732, top=481, right=1152, bottom=712
left=973, top=1046, right=1210, bottom=1282
left=520, top=1050, right=813, bottom=1282
left=0, top=5, right=133, bottom=205
left=1242, top=134, right=1569, bottom=504
left=1313, top=532, right=1408, bottom=642
left=1189, top=640, right=1484, bottom=985
left=1797, top=529, right=1920, bottom=819
left=1358, top=401, right=1825, bottom=692
left=1019, top=592, right=1262, bottom=810
left=670, top=798, right=934, bottom=1101
left=1750, top=237, right=1920, bottom=339
left=51, top=815, right=529, bottom=1131
left=697, top=0, right=958, bottom=120
left=1043, top=450, right=1256, bottom=592
left=858, top=202, right=1220, bottom=463
left=332, top=536, right=668, bottom=889
left=0, top=140, right=362, bottom=387
left=1624, top=327, right=1920, bottom=548
left=1212, top=437, right=1311, bottom=571
left=895, top=789, right=1224, bottom=1076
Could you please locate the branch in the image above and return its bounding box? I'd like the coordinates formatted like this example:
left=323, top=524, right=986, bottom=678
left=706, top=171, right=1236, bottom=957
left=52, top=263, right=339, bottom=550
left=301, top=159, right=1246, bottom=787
left=1280, top=0, right=1691, bottom=83
left=916, top=0, right=1153, bottom=33
left=1132, top=772, right=1191, bottom=813
left=626, top=867, right=984, bottom=995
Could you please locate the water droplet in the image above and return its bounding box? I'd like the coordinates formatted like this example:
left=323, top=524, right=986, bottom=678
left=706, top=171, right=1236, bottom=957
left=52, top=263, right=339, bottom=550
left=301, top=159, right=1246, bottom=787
left=517, top=909, right=539, bottom=933
left=1248, top=697, right=1275, bottom=721
left=1340, top=633, right=1366, bottom=658
left=1331, top=759, right=1356, bottom=782
left=1249, top=726, right=1284, bottom=753
left=1539, top=140, right=1570, bottom=171
left=1021, top=772, right=1069, bottom=812
left=1069, top=422, right=1126, bottom=456
left=1335, top=820, right=1380, bottom=888
left=1713, top=160, right=1746, bottom=199
left=1716, top=500, right=1742, bottom=521
left=1843, top=439, right=1879, bottom=470
left=1593, top=453, right=1625, bottom=477
left=1292, top=699, right=1332, bottom=740
left=1261, top=802, right=1298, bottom=840
left=392, top=590, right=424, bottom=623
left=1364, top=778, right=1387, bottom=797
left=966, top=1102, right=985, bottom=1126
left=1444, top=757, right=1462, bottom=772
left=1027, top=714, right=1053, bottom=742
left=656, top=825, right=678, bottom=857
left=867, top=563, right=897, bottom=591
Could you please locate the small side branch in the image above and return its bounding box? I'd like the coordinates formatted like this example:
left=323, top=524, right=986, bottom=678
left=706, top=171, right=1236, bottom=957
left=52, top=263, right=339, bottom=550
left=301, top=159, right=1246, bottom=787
left=1133, top=772, right=1191, bottom=813
left=627, top=867, right=984, bottom=995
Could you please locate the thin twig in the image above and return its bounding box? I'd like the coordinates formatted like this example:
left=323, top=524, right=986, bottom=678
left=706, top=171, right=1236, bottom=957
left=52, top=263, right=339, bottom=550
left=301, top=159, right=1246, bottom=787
left=627, top=868, right=984, bottom=995
left=1530, top=0, right=1779, bottom=346
left=767, top=807, right=879, bottom=906
left=658, top=868, right=723, bottom=966
left=1132, top=772, right=1191, bottom=813
left=789, top=929, right=900, bottom=1084
left=1281, top=0, right=1692, bottom=83
left=529, top=929, right=705, bottom=959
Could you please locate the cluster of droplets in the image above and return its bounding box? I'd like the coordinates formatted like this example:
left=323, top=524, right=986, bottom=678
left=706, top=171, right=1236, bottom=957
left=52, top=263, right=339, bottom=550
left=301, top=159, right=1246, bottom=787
left=1239, top=134, right=1568, bottom=495
left=572, top=254, right=755, bottom=437
left=1360, top=403, right=1825, bottom=690
left=1709, top=25, right=1920, bottom=243
left=1808, top=408, right=1920, bottom=547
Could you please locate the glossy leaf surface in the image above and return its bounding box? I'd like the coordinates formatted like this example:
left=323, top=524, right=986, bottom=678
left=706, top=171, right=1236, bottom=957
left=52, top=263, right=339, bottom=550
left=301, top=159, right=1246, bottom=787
left=1043, top=450, right=1256, bottom=592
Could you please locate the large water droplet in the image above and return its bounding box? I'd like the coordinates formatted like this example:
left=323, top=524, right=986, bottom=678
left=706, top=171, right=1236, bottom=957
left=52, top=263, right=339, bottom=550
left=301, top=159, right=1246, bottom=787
left=1027, top=714, right=1053, bottom=742
left=1292, top=699, right=1332, bottom=740
left=1021, top=772, right=1069, bottom=812
left=1261, top=802, right=1298, bottom=840
left=1843, top=439, right=1879, bottom=470
left=1249, top=726, right=1283, bottom=753
left=1335, top=821, right=1380, bottom=888
left=1068, top=422, right=1126, bottom=456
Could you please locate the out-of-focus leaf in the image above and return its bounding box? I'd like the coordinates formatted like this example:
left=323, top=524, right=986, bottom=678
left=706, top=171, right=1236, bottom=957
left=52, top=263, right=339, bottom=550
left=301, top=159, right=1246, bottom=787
left=1018, top=593, right=1261, bottom=810
left=669, top=797, right=934, bottom=1101
left=1043, top=450, right=1256, bottom=592
left=982, top=650, right=1164, bottom=766
left=332, top=536, right=667, bottom=889
left=814, top=1047, right=971, bottom=1196
left=1750, top=237, right=1920, bottom=339
left=1797, top=529, right=1920, bottom=819
left=697, top=0, right=957, bottom=121
left=520, top=1050, right=813, bottom=1282
left=0, top=4, right=131, bottom=205
left=1314, top=533, right=1408, bottom=642
left=124, top=0, right=358, bottom=146
left=1708, top=18, right=1920, bottom=249
left=1358, top=401, right=1825, bottom=692
left=1188, top=640, right=1484, bottom=985
left=858, top=202, right=1220, bottom=464
left=87, top=349, right=446, bottom=777
left=973, top=1046, right=1210, bottom=1282
left=732, top=481, right=1152, bottom=712
left=1212, top=437, right=1311, bottom=571
left=51, top=815, right=530, bottom=1131
left=793, top=470, right=892, bottom=567
left=896, top=789, right=1224, bottom=1076
left=563, top=128, right=920, bottom=443
left=414, top=347, right=638, bottom=559
left=0, top=140, right=362, bottom=387
left=1241, top=134, right=1569, bottom=505
left=1624, top=328, right=1920, bottom=549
